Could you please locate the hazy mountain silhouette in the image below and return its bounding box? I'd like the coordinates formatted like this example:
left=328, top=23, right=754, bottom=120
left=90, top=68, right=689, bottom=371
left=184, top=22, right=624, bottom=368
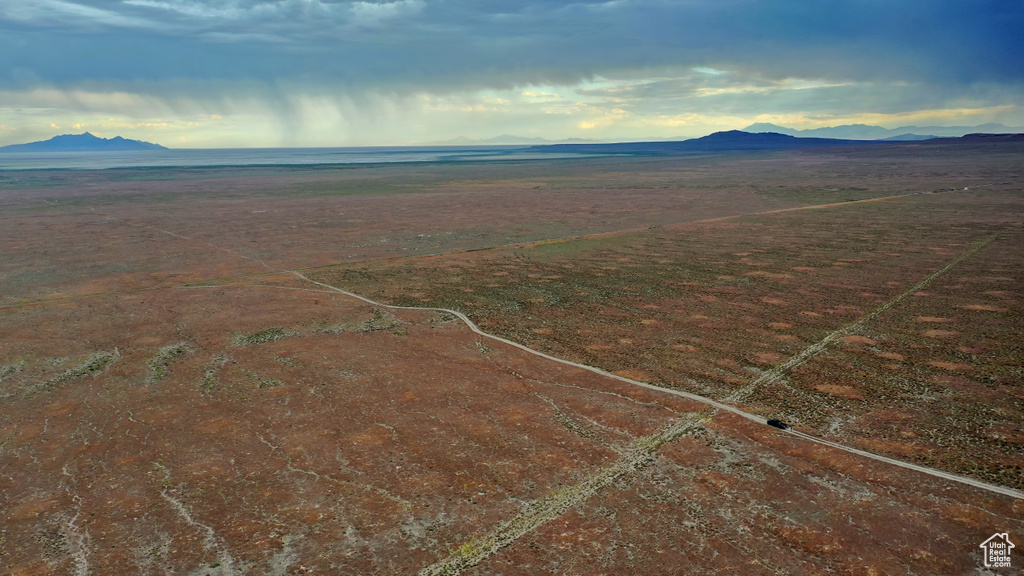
left=0, top=132, right=167, bottom=152
left=527, top=130, right=873, bottom=154
left=528, top=130, right=1024, bottom=156
left=879, top=133, right=940, bottom=141
left=742, top=122, right=1023, bottom=140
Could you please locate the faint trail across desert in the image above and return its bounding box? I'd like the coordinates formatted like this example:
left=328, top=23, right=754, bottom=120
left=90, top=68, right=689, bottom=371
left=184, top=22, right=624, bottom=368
left=725, top=230, right=1003, bottom=403
left=10, top=186, right=1018, bottom=573
left=290, top=251, right=1024, bottom=502
left=414, top=413, right=712, bottom=576
left=6, top=184, right=1019, bottom=574
left=290, top=228, right=1023, bottom=575
left=0, top=190, right=935, bottom=313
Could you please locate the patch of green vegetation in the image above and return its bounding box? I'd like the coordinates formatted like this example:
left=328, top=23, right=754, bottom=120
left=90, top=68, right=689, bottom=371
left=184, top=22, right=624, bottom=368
left=521, top=234, right=633, bottom=259
left=0, top=359, right=25, bottom=381
left=454, top=539, right=487, bottom=558
left=148, top=342, right=194, bottom=382
left=335, top=367, right=359, bottom=380
left=315, top=322, right=355, bottom=335
left=231, top=327, right=299, bottom=347
left=153, top=462, right=173, bottom=488
left=750, top=185, right=891, bottom=205
left=257, top=377, right=283, bottom=389
left=358, top=309, right=405, bottom=334
left=201, top=354, right=228, bottom=393
left=429, top=311, right=459, bottom=325
left=273, top=354, right=302, bottom=367
left=247, top=371, right=283, bottom=389
left=28, top=351, right=118, bottom=394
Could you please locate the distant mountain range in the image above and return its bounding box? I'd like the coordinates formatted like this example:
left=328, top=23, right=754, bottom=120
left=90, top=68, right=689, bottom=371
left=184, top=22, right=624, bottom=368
left=0, top=132, right=167, bottom=153
left=527, top=130, right=1024, bottom=155
left=527, top=130, right=874, bottom=154
left=436, top=123, right=1024, bottom=147
left=741, top=122, right=1024, bottom=140
left=4, top=125, right=1020, bottom=154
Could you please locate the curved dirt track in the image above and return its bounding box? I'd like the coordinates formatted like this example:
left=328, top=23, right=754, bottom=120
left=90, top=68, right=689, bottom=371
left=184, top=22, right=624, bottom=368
left=293, top=269, right=1024, bottom=503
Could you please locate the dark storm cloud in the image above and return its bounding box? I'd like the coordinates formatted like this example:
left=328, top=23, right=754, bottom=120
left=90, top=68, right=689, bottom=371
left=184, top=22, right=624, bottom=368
left=1, top=0, right=1021, bottom=92
left=576, top=70, right=1017, bottom=117
left=1, top=0, right=1021, bottom=147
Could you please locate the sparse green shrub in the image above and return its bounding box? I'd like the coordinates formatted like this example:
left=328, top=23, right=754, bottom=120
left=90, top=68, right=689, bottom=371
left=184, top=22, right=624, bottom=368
left=273, top=355, right=301, bottom=367
left=316, top=322, right=355, bottom=334
left=428, top=311, right=459, bottom=325
left=28, top=351, right=117, bottom=394
left=0, top=359, right=25, bottom=381
left=231, top=327, right=299, bottom=347
left=149, top=342, right=194, bottom=382
left=246, top=370, right=283, bottom=389
left=201, top=354, right=228, bottom=392
left=257, top=378, right=283, bottom=389
left=358, top=309, right=405, bottom=334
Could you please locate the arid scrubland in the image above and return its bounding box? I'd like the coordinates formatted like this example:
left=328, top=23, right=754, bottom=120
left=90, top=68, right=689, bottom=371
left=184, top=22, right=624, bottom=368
left=2, top=141, right=1022, bottom=574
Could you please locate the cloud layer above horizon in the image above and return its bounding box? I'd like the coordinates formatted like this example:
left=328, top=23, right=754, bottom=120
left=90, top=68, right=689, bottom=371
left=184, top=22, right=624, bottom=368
left=1, top=0, right=1022, bottom=147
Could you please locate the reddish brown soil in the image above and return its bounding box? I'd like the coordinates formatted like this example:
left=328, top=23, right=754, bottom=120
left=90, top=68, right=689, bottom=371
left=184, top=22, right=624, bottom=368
left=0, top=158, right=800, bottom=305
left=320, top=185, right=1024, bottom=488
left=782, top=228, right=1024, bottom=486
left=1, top=280, right=700, bottom=574
left=2, top=143, right=1023, bottom=574
left=475, top=411, right=1024, bottom=575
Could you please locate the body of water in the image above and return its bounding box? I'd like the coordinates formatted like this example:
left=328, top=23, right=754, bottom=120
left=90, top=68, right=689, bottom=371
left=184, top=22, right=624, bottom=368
left=0, top=145, right=595, bottom=170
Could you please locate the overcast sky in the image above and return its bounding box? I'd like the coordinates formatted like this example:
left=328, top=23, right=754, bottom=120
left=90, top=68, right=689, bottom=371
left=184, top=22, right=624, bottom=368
left=1, top=0, right=1021, bottom=147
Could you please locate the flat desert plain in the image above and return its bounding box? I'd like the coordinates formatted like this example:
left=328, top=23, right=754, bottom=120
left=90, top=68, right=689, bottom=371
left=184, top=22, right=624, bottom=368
left=1, top=141, right=1023, bottom=575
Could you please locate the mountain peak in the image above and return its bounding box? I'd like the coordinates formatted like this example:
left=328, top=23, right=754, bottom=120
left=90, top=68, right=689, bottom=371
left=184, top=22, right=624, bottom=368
left=740, top=122, right=1024, bottom=140
left=0, top=132, right=167, bottom=153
